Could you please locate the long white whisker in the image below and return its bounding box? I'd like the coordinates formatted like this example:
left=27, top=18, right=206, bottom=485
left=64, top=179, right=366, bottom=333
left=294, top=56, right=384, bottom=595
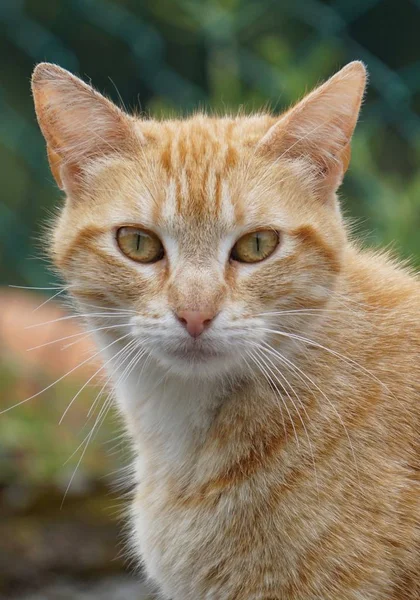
left=86, top=340, right=149, bottom=421
left=32, top=288, right=69, bottom=312
left=76, top=301, right=136, bottom=314
left=61, top=395, right=114, bottom=508
left=65, top=340, right=140, bottom=463
left=261, top=328, right=393, bottom=396
left=61, top=333, right=97, bottom=351
left=118, top=345, right=149, bottom=390
left=61, top=341, right=144, bottom=504
left=260, top=340, right=360, bottom=482
left=9, top=285, right=66, bottom=291
left=85, top=373, right=115, bottom=422
left=245, top=348, right=298, bottom=450
left=254, top=308, right=356, bottom=317
left=26, top=312, right=134, bottom=329
left=135, top=347, right=154, bottom=386
left=58, top=336, right=136, bottom=424
left=27, top=323, right=132, bottom=352
left=64, top=393, right=114, bottom=466
left=62, top=340, right=150, bottom=503
left=0, top=333, right=131, bottom=415
left=249, top=342, right=319, bottom=497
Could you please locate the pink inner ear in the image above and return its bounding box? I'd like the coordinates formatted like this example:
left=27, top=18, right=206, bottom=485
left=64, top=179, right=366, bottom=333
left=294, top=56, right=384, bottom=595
left=257, top=62, right=366, bottom=196
left=46, top=146, right=64, bottom=190
left=32, top=63, right=143, bottom=191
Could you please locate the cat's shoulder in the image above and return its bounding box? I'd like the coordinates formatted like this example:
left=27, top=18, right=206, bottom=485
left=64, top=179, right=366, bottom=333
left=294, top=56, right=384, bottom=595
left=344, top=244, right=419, bottom=306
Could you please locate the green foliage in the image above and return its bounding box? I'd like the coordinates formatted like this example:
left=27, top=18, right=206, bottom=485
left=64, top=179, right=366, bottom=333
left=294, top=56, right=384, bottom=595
left=0, top=361, right=123, bottom=488
left=0, top=0, right=419, bottom=287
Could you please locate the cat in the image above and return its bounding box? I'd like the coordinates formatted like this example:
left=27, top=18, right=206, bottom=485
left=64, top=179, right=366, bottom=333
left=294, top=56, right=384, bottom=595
left=31, top=61, right=420, bottom=599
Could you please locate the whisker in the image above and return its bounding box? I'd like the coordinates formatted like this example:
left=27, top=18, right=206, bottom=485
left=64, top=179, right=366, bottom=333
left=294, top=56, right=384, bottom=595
left=9, top=285, right=66, bottom=291
left=65, top=340, right=140, bottom=463
left=27, top=323, right=132, bottom=351
left=254, top=308, right=357, bottom=317
left=25, top=312, right=134, bottom=329
left=85, top=372, right=115, bottom=422
left=259, top=340, right=360, bottom=482
left=64, top=393, right=114, bottom=466
left=86, top=340, right=149, bottom=421
left=261, top=328, right=393, bottom=397
left=245, top=348, right=298, bottom=450
left=33, top=288, right=69, bottom=312
left=135, top=347, right=154, bottom=386
left=61, top=394, right=114, bottom=508
left=85, top=344, right=138, bottom=420
left=248, top=342, right=319, bottom=497
left=76, top=301, right=137, bottom=314
left=0, top=332, right=131, bottom=416
left=61, top=333, right=97, bottom=351
left=62, top=340, right=149, bottom=504
left=58, top=336, right=136, bottom=424
left=119, top=345, right=148, bottom=386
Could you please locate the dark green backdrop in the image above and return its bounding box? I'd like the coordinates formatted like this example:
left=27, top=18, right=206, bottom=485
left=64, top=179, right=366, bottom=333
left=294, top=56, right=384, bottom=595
left=1, top=0, right=420, bottom=288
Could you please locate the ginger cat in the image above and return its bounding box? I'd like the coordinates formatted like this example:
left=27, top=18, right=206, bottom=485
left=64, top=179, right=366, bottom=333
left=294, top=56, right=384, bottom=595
left=32, top=61, right=420, bottom=599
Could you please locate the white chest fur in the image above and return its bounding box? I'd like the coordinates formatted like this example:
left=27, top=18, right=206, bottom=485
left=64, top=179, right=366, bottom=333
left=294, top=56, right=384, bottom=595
left=113, top=362, right=230, bottom=598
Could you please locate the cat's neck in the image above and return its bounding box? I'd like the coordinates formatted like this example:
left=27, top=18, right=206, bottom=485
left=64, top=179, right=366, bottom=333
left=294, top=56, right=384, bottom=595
left=103, top=304, right=341, bottom=468
left=114, top=359, right=229, bottom=467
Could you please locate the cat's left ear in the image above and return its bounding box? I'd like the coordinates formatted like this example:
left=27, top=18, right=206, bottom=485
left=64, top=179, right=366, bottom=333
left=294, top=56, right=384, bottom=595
left=31, top=63, right=142, bottom=192
left=258, top=61, right=367, bottom=198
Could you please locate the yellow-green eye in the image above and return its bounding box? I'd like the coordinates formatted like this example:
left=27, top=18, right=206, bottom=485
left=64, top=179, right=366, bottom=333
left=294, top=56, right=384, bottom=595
left=116, top=227, right=164, bottom=263
left=231, top=230, right=279, bottom=263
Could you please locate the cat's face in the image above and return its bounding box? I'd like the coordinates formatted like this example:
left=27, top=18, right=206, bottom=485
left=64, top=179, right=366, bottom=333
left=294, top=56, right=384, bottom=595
left=32, top=62, right=365, bottom=379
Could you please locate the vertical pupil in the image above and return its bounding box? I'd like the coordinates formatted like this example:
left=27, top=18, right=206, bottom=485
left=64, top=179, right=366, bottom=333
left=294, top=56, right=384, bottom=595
left=136, top=234, right=141, bottom=251
left=256, top=233, right=260, bottom=253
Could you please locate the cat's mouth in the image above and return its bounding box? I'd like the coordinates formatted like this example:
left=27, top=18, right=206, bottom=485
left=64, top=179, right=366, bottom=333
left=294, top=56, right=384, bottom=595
left=152, top=338, right=240, bottom=378
left=131, top=320, right=247, bottom=372
left=166, top=340, right=223, bottom=362
left=146, top=331, right=236, bottom=369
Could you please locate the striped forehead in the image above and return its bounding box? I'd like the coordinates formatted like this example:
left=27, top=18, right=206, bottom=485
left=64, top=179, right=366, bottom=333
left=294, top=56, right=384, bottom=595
left=155, top=120, right=241, bottom=226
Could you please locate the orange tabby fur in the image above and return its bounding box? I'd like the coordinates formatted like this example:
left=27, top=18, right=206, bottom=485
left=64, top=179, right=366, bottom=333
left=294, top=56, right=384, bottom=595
left=32, top=61, right=420, bottom=599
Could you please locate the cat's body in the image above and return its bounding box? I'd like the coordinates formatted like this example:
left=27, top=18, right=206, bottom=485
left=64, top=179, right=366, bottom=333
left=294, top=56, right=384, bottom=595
left=31, top=61, right=420, bottom=599
left=125, top=247, right=420, bottom=600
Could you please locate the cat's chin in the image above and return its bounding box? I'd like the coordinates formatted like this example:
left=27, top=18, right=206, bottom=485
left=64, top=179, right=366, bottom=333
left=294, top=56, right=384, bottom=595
left=152, top=345, right=243, bottom=379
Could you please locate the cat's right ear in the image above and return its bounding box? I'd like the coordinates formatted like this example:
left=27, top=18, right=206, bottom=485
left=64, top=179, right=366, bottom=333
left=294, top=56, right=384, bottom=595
left=31, top=63, right=143, bottom=192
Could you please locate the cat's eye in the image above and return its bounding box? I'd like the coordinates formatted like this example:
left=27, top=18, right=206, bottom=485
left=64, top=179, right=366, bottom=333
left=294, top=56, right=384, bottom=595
left=116, top=227, right=164, bottom=263
left=231, top=230, right=279, bottom=263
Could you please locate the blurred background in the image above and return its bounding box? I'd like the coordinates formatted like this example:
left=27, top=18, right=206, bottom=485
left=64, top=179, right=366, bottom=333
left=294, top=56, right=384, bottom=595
left=0, top=0, right=419, bottom=598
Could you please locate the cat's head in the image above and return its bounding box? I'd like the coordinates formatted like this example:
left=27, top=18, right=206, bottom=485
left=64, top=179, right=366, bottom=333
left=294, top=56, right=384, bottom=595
left=32, top=62, right=365, bottom=379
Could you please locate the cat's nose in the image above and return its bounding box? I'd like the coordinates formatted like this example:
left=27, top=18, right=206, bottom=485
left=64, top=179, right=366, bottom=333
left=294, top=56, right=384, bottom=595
left=175, top=309, right=216, bottom=338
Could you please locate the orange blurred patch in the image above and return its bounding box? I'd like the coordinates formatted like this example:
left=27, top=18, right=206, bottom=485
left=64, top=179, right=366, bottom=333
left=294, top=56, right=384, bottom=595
left=0, top=288, right=99, bottom=380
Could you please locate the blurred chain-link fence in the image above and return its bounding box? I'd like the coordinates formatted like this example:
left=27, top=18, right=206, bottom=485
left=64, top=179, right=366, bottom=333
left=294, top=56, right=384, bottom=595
left=1, top=0, right=420, bottom=287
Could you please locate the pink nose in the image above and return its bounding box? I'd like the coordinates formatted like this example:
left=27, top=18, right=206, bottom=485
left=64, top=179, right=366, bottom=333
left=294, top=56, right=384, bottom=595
left=176, top=309, right=216, bottom=338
